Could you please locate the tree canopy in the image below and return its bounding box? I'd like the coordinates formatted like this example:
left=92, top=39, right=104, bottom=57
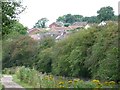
left=56, top=6, right=116, bottom=25
left=97, top=6, right=115, bottom=22
left=2, top=2, right=27, bottom=37
left=56, top=14, right=83, bottom=25
left=33, top=18, right=49, bottom=28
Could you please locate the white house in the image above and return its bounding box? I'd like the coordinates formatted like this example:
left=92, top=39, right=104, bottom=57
left=85, top=24, right=90, bottom=29
left=98, top=21, right=106, bottom=26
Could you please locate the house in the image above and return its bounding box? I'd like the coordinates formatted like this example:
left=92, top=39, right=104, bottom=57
left=49, top=22, right=63, bottom=28
left=85, top=24, right=90, bottom=29
left=98, top=21, right=107, bottom=26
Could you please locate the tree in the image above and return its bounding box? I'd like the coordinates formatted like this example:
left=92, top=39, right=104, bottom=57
left=2, top=34, right=38, bottom=68
left=73, top=15, right=83, bottom=22
left=112, top=15, right=118, bottom=21
left=82, top=16, right=99, bottom=23
left=64, top=14, right=75, bottom=24
left=56, top=14, right=83, bottom=25
left=34, top=18, right=48, bottom=28
left=10, top=21, right=27, bottom=35
left=56, top=16, right=65, bottom=23
left=97, top=6, right=114, bottom=22
left=2, top=2, right=26, bottom=36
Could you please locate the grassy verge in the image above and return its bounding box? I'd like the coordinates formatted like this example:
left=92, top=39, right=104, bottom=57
left=0, top=83, right=3, bottom=90
left=7, top=67, right=119, bottom=88
left=12, top=75, right=34, bottom=90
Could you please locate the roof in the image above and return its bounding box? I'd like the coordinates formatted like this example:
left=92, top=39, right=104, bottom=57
left=49, top=22, right=63, bottom=28
left=28, top=28, right=47, bottom=35
left=50, top=27, right=69, bottom=31
left=71, top=22, right=87, bottom=27
left=50, top=25, right=86, bottom=31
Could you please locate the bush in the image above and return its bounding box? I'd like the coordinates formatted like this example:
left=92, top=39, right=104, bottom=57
left=2, top=34, right=38, bottom=68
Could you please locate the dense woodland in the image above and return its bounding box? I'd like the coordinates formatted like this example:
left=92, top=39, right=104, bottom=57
left=1, top=1, right=120, bottom=86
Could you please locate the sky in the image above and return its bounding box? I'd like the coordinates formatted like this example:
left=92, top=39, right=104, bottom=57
left=18, top=0, right=119, bottom=29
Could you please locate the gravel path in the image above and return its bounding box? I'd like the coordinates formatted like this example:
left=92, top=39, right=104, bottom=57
left=1, top=75, right=25, bottom=90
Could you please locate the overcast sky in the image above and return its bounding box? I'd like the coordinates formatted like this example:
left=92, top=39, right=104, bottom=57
left=18, top=0, right=119, bottom=29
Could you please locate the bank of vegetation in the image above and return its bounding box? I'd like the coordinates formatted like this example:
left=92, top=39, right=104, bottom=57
left=3, top=22, right=119, bottom=83
left=3, top=66, right=120, bottom=88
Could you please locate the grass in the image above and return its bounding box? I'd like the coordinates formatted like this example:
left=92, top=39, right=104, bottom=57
left=0, top=83, right=3, bottom=90
left=5, top=67, right=119, bottom=88
left=0, top=74, right=3, bottom=90
left=12, top=75, right=34, bottom=90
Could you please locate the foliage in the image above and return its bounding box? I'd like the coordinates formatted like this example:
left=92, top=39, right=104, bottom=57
left=84, top=23, right=118, bottom=81
left=2, top=2, right=26, bottom=37
left=9, top=21, right=27, bottom=35
left=2, top=33, right=38, bottom=68
left=38, top=37, right=55, bottom=49
left=2, top=22, right=119, bottom=82
left=35, top=48, right=53, bottom=73
left=0, top=83, right=3, bottom=90
left=56, top=14, right=83, bottom=25
left=11, top=66, right=118, bottom=88
left=64, top=23, right=70, bottom=27
left=82, top=16, right=99, bottom=23
left=52, top=28, right=96, bottom=78
left=33, top=18, right=49, bottom=28
left=56, top=6, right=117, bottom=25
left=97, top=6, right=115, bottom=22
left=34, top=37, right=55, bottom=73
left=51, top=22, right=118, bottom=81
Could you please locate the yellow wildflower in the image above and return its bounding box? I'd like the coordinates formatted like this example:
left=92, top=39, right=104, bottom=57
left=59, top=85, right=64, bottom=88
left=59, top=81, right=64, bottom=85
left=74, top=79, right=79, bottom=82
left=49, top=77, right=53, bottom=80
left=104, top=81, right=109, bottom=86
left=49, top=76, right=53, bottom=80
left=92, top=79, right=100, bottom=84
left=68, top=80, right=72, bottom=84
left=109, top=81, right=115, bottom=86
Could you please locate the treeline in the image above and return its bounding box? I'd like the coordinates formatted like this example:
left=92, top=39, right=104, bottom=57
left=2, top=22, right=119, bottom=82
left=56, top=6, right=117, bottom=25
